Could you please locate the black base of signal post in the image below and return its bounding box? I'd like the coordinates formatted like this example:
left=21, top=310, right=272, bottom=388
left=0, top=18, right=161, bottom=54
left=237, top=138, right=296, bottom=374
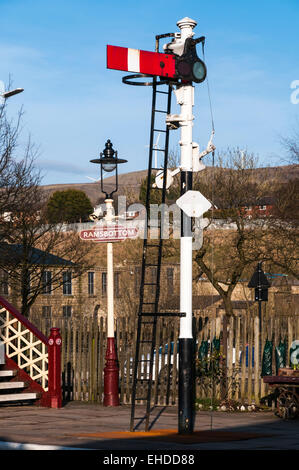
left=178, top=338, right=196, bottom=433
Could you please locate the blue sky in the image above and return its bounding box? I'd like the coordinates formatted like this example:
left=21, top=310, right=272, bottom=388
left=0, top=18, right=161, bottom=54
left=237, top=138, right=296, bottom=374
left=1, top=0, right=299, bottom=185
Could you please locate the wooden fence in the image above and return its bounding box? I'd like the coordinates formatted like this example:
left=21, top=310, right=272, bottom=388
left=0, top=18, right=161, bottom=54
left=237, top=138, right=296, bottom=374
left=30, top=309, right=299, bottom=406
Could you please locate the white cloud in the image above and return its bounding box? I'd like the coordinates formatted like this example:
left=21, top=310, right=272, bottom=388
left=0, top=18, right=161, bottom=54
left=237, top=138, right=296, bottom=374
left=36, top=158, right=87, bottom=175
left=0, top=44, right=43, bottom=62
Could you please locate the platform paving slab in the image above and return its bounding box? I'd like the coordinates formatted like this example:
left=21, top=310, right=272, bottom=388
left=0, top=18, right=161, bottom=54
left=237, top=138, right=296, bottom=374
left=0, top=403, right=298, bottom=450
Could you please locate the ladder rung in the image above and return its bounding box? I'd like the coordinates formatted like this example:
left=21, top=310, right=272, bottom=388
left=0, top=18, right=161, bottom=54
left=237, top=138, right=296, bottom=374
left=141, top=312, right=186, bottom=317
left=131, top=81, right=173, bottom=432
left=140, top=314, right=158, bottom=317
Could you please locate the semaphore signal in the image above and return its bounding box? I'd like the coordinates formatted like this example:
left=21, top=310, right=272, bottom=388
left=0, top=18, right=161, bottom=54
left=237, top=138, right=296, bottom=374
left=107, top=16, right=215, bottom=435
left=107, top=45, right=176, bottom=79
left=107, top=31, right=207, bottom=84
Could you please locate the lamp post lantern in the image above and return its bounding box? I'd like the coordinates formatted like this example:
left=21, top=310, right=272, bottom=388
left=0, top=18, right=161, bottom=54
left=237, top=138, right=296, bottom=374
left=1, top=88, right=24, bottom=99
left=248, top=262, right=271, bottom=332
left=0, top=85, right=24, bottom=105
left=90, top=139, right=127, bottom=406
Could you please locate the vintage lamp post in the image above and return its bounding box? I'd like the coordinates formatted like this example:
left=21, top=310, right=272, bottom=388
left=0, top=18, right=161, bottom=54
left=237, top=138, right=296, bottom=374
left=90, top=139, right=127, bottom=406
left=248, top=262, right=270, bottom=332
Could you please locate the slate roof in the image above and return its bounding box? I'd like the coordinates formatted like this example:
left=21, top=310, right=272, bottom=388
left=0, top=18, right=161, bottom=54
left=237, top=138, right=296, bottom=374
left=0, top=243, right=74, bottom=267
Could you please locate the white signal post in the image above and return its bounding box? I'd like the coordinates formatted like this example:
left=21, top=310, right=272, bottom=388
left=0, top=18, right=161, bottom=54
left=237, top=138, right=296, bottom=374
left=176, top=83, right=195, bottom=340
left=171, top=17, right=200, bottom=434
left=172, top=16, right=214, bottom=435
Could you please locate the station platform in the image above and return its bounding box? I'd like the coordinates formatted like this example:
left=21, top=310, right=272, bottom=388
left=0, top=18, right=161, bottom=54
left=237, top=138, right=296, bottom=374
left=0, top=402, right=298, bottom=451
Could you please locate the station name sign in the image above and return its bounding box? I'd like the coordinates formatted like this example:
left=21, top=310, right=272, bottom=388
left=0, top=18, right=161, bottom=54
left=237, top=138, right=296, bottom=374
left=79, top=225, right=138, bottom=242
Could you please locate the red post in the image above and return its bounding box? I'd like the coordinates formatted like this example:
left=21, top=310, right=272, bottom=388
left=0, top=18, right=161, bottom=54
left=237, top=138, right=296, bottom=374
left=47, top=327, right=62, bottom=408
left=103, top=337, right=120, bottom=406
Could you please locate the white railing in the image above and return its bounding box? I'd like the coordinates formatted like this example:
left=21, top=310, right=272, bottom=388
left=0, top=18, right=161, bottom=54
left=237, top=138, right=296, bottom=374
left=0, top=297, right=49, bottom=391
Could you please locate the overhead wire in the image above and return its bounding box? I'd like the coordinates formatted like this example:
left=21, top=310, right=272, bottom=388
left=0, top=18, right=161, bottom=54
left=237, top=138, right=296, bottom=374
left=202, top=39, right=216, bottom=430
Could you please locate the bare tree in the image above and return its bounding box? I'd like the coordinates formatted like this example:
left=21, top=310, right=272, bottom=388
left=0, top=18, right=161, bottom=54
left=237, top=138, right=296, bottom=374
left=260, top=180, right=299, bottom=280
left=0, top=99, right=93, bottom=316
left=0, top=101, right=41, bottom=240
left=0, top=178, right=95, bottom=316
left=193, top=148, right=280, bottom=316
left=281, top=123, right=299, bottom=163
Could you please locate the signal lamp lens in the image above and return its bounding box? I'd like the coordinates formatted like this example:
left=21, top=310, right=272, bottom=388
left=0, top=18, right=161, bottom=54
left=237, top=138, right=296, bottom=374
left=193, top=61, right=206, bottom=82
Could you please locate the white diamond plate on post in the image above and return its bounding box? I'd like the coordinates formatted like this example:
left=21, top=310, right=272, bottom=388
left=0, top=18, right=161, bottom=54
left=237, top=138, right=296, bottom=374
left=176, top=190, right=212, bottom=217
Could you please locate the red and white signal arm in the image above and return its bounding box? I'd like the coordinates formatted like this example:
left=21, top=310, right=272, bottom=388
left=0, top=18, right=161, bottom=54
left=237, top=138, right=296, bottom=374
left=107, top=45, right=176, bottom=79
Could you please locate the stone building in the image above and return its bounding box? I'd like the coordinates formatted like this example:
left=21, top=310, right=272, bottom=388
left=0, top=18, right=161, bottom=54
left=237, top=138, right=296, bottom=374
left=0, top=239, right=297, bottom=321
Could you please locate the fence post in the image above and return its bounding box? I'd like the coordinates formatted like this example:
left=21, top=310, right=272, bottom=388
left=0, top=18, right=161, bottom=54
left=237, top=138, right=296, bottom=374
left=254, top=315, right=260, bottom=404
left=47, top=327, right=62, bottom=408
left=221, top=314, right=228, bottom=400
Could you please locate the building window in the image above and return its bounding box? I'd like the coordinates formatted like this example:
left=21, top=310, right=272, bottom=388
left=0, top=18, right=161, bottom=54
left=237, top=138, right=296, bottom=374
left=62, top=305, right=72, bottom=317
left=114, top=272, right=120, bottom=298
left=167, top=268, right=174, bottom=294
left=63, top=271, right=72, bottom=295
left=42, top=271, right=52, bottom=294
left=102, top=272, right=107, bottom=296
left=101, top=272, right=120, bottom=297
left=88, top=271, right=95, bottom=295
left=0, top=270, right=8, bottom=295
left=42, top=305, right=52, bottom=317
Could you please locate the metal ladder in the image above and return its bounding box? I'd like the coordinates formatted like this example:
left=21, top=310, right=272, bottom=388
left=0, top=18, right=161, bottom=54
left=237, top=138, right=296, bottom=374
left=130, top=35, right=184, bottom=432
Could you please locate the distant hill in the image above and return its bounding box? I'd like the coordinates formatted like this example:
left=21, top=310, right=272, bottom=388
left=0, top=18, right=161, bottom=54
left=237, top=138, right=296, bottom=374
left=40, top=164, right=299, bottom=207
left=41, top=170, right=148, bottom=207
